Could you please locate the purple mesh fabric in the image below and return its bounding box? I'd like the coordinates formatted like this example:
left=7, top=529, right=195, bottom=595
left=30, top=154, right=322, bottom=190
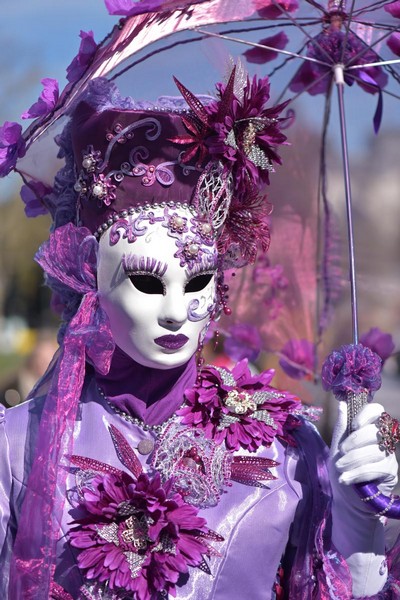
left=9, top=224, right=115, bottom=599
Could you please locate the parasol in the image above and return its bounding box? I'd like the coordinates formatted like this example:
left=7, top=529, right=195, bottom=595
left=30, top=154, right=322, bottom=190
left=1, top=0, right=400, bottom=513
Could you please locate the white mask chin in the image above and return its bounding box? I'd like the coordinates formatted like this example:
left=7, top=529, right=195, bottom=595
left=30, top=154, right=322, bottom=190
left=97, top=207, right=218, bottom=370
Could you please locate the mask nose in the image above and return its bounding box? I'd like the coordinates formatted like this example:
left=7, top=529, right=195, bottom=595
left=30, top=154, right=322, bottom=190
left=158, top=286, right=187, bottom=330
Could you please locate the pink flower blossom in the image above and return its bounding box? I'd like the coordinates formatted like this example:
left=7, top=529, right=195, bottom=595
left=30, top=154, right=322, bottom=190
left=66, top=31, right=98, bottom=84
left=0, top=121, right=26, bottom=177
left=21, top=78, right=59, bottom=120
left=179, top=360, right=301, bottom=452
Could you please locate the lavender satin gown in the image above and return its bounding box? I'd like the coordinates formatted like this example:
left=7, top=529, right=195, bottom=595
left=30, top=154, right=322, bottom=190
left=1, top=350, right=394, bottom=599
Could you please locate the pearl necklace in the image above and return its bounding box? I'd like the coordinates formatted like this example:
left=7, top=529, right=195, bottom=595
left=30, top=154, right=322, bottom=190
left=98, top=387, right=181, bottom=435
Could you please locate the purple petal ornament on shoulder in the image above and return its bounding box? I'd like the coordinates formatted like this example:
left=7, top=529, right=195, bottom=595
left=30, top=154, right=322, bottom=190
left=179, top=359, right=301, bottom=452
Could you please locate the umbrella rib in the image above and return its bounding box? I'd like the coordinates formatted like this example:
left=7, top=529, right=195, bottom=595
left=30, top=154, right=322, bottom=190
left=270, top=0, right=334, bottom=64
left=340, top=0, right=357, bottom=64
left=277, top=69, right=332, bottom=105
left=353, top=0, right=393, bottom=16
left=268, top=40, right=309, bottom=78
left=346, top=26, right=398, bottom=68
left=353, top=19, right=400, bottom=30
left=347, top=58, right=400, bottom=69
left=194, top=29, right=331, bottom=67
left=346, top=72, right=400, bottom=99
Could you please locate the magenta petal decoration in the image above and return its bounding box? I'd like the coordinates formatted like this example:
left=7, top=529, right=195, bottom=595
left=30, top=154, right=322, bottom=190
left=279, top=338, right=315, bottom=380
left=0, top=121, right=26, bottom=177
left=321, top=343, right=382, bottom=400
left=359, top=327, right=395, bottom=364
left=69, top=459, right=220, bottom=599
left=255, top=0, right=299, bottom=19
left=179, top=359, right=301, bottom=452
left=385, top=1, right=400, bottom=18
left=20, top=180, right=52, bottom=217
left=66, top=31, right=98, bottom=84
left=387, top=32, right=400, bottom=56
left=21, top=78, right=59, bottom=120
left=244, top=32, right=289, bottom=64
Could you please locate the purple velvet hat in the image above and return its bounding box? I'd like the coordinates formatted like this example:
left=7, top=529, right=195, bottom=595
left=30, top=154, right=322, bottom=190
left=71, top=100, right=203, bottom=235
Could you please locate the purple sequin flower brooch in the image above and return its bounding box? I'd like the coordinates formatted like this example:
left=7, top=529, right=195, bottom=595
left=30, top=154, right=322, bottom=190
left=69, top=425, right=222, bottom=600
left=178, top=359, right=301, bottom=452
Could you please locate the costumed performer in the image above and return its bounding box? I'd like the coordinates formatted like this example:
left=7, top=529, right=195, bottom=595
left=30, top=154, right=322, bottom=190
left=0, top=67, right=399, bottom=600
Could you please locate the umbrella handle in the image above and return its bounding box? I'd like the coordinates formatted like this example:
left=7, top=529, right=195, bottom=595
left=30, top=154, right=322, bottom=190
left=347, top=391, right=400, bottom=519
left=354, top=483, right=400, bottom=519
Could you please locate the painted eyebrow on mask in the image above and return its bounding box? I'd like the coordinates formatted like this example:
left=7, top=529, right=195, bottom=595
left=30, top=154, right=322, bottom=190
left=185, top=253, right=218, bottom=279
left=122, top=254, right=168, bottom=277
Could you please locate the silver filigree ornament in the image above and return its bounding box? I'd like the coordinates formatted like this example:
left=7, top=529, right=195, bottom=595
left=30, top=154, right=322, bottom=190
left=152, top=422, right=232, bottom=508
left=193, top=161, right=234, bottom=232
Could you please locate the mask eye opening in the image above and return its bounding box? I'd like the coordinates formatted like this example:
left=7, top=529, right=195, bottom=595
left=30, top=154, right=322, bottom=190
left=128, top=273, right=166, bottom=295
left=184, top=272, right=214, bottom=294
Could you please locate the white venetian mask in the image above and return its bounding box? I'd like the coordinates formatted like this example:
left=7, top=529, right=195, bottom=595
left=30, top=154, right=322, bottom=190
left=97, top=206, right=218, bottom=369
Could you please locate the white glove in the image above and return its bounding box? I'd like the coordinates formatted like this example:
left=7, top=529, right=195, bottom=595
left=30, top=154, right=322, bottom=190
left=330, top=401, right=399, bottom=597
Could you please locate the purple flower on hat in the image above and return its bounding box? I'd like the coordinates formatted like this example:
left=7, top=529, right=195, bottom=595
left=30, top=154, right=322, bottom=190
left=0, top=121, right=26, bottom=177
left=360, top=327, right=395, bottom=364
left=321, top=343, right=382, bottom=400
left=206, top=71, right=289, bottom=195
left=20, top=180, right=52, bottom=217
left=21, top=78, right=59, bottom=120
left=66, top=31, right=97, bottom=84
left=224, top=323, right=262, bottom=363
left=279, top=338, right=315, bottom=380
left=179, top=359, right=301, bottom=452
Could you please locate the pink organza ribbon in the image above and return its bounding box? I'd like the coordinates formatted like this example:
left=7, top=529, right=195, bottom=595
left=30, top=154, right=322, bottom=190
left=9, top=224, right=115, bottom=600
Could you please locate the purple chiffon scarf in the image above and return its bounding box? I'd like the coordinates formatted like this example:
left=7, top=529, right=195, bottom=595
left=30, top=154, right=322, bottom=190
left=9, top=224, right=115, bottom=600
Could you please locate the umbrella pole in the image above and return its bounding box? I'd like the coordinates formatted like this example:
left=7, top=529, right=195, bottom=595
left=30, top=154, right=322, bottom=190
left=334, top=64, right=366, bottom=434
left=334, top=64, right=359, bottom=345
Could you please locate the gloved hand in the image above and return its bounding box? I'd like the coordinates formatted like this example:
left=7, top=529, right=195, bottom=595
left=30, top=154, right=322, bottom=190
left=330, top=401, right=399, bottom=597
